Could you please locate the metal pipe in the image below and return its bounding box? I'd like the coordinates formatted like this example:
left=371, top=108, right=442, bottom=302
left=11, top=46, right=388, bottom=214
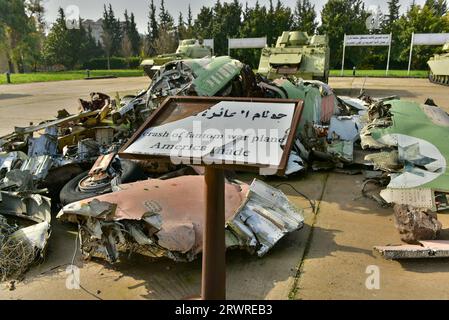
left=202, top=167, right=226, bottom=300
left=408, top=32, right=414, bottom=76
left=341, top=34, right=346, bottom=77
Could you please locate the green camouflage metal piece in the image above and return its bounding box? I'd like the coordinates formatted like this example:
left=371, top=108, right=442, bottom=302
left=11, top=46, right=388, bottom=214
left=367, top=100, right=449, bottom=210
left=427, top=42, right=449, bottom=86
left=141, top=39, right=213, bottom=78
left=184, top=56, right=243, bottom=96
left=258, top=31, right=330, bottom=82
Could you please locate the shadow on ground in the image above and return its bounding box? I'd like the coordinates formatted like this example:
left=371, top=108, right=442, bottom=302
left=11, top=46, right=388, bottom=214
left=0, top=93, right=32, bottom=100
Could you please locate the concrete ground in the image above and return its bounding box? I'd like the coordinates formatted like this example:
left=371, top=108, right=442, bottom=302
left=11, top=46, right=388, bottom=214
left=0, top=77, right=449, bottom=300
left=0, top=77, right=149, bottom=136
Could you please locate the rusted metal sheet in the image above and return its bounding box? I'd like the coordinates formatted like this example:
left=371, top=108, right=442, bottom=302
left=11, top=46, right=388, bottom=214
left=57, top=176, right=304, bottom=263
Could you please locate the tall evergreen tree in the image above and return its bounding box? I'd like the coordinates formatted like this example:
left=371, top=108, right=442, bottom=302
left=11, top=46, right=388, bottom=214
left=319, top=0, right=369, bottom=68
left=177, top=12, right=186, bottom=39
left=187, top=5, right=193, bottom=29
left=426, top=0, right=448, bottom=16
left=123, top=11, right=141, bottom=56
left=147, top=0, right=158, bottom=40
left=211, top=0, right=242, bottom=55
left=159, top=0, right=174, bottom=31
left=102, top=4, right=122, bottom=57
left=43, top=8, right=92, bottom=69
left=193, top=6, right=214, bottom=40
left=293, top=0, right=318, bottom=34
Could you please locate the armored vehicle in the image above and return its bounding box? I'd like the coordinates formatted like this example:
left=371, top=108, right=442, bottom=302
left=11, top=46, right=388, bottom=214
left=140, top=39, right=213, bottom=78
left=258, top=31, right=330, bottom=83
left=428, top=42, right=449, bottom=85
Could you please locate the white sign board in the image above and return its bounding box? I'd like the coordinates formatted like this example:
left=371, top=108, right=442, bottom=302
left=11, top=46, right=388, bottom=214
left=413, top=33, right=449, bottom=45
left=228, top=37, right=267, bottom=49
left=345, top=34, right=391, bottom=46
left=124, top=101, right=296, bottom=170
left=203, top=39, right=214, bottom=50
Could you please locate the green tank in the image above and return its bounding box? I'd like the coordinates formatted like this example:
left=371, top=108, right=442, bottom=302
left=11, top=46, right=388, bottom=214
left=258, top=31, right=330, bottom=83
left=140, top=39, right=213, bottom=78
left=428, top=42, right=449, bottom=86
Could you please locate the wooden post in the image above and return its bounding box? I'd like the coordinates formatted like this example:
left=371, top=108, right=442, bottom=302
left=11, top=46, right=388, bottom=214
left=202, top=167, right=226, bottom=300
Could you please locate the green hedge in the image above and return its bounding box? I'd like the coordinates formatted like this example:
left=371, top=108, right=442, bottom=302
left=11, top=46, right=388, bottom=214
left=83, top=57, right=142, bottom=70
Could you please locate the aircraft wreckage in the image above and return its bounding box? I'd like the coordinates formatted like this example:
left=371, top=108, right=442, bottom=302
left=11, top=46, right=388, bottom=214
left=1, top=56, right=449, bottom=280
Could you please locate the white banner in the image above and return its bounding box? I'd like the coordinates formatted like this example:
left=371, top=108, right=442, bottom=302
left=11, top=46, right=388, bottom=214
left=203, top=39, right=214, bottom=50
left=413, top=33, right=449, bottom=45
left=345, top=34, right=391, bottom=46
left=228, top=37, right=267, bottom=49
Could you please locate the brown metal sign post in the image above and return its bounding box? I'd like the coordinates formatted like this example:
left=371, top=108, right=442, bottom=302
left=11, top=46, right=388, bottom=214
left=203, top=167, right=226, bottom=300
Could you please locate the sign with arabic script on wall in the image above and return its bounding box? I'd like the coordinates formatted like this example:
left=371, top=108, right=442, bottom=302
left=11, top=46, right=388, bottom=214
left=345, top=34, right=391, bottom=46
left=120, top=97, right=303, bottom=175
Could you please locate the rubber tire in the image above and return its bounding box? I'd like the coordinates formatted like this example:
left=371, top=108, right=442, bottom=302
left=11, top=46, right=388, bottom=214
left=60, top=159, right=145, bottom=205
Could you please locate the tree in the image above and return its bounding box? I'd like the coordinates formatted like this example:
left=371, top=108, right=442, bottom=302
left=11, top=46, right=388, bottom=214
left=123, top=11, right=141, bottom=56
left=1, top=0, right=37, bottom=73
left=26, top=0, right=46, bottom=32
left=266, top=0, right=293, bottom=45
left=159, top=0, right=174, bottom=31
left=146, top=0, right=158, bottom=56
left=187, top=5, right=193, bottom=30
left=102, top=4, right=122, bottom=58
left=394, top=3, right=449, bottom=69
left=154, top=28, right=178, bottom=55
left=319, top=0, right=369, bottom=68
left=426, top=0, right=448, bottom=16
left=177, top=12, right=186, bottom=39
left=121, top=33, right=133, bottom=66
left=237, top=1, right=269, bottom=67
left=193, top=6, right=214, bottom=40
left=293, top=0, right=318, bottom=35
left=211, top=0, right=242, bottom=55
left=385, top=0, right=400, bottom=30
left=185, top=4, right=194, bottom=38
left=42, top=8, right=90, bottom=69
left=84, top=25, right=103, bottom=60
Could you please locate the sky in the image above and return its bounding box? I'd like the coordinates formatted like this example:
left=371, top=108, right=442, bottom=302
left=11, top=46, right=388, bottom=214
left=42, top=0, right=427, bottom=34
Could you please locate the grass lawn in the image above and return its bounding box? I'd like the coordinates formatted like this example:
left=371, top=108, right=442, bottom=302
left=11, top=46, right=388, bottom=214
left=330, top=69, right=428, bottom=78
left=1, top=69, right=429, bottom=85
left=0, top=69, right=145, bottom=85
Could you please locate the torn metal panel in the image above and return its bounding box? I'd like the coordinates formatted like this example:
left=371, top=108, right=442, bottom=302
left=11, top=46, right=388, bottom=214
left=327, top=115, right=362, bottom=142
left=361, top=100, right=449, bottom=211
left=77, top=139, right=100, bottom=160
left=78, top=93, right=111, bottom=112
left=380, top=188, right=435, bottom=209
left=284, top=152, right=305, bottom=175
left=0, top=192, right=51, bottom=223
left=9, top=221, right=50, bottom=251
left=20, top=155, right=53, bottom=181
left=57, top=176, right=303, bottom=262
left=326, top=141, right=353, bottom=162
left=338, top=96, right=369, bottom=115
left=1, top=170, right=35, bottom=191
left=226, top=179, right=304, bottom=257
left=27, top=127, right=58, bottom=157
left=0, top=151, right=28, bottom=175
left=364, top=151, right=401, bottom=172
left=94, top=127, right=115, bottom=146
left=374, top=240, right=449, bottom=259
left=0, top=192, right=51, bottom=281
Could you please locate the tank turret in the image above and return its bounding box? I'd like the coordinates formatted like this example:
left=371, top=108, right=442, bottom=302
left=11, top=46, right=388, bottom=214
left=428, top=42, right=449, bottom=86
left=258, top=31, right=330, bottom=83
